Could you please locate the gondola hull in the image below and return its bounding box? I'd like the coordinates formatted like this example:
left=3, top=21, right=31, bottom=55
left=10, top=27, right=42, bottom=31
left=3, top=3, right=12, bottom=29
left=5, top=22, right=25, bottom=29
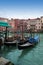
left=4, top=40, right=18, bottom=46
left=27, top=35, right=39, bottom=44
left=4, top=42, right=16, bottom=46
left=18, top=36, right=39, bottom=50
left=18, top=42, right=34, bottom=49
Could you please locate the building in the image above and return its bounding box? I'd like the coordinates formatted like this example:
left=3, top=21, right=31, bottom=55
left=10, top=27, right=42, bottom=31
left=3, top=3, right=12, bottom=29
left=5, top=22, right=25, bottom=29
left=27, top=18, right=41, bottom=32
left=40, top=16, right=43, bottom=31
left=0, top=17, right=9, bottom=31
left=14, top=19, right=20, bottom=32
left=26, top=19, right=30, bottom=30
left=8, top=18, right=15, bottom=32
left=35, top=18, right=41, bottom=32
left=0, top=17, right=8, bottom=22
left=0, top=16, right=43, bottom=32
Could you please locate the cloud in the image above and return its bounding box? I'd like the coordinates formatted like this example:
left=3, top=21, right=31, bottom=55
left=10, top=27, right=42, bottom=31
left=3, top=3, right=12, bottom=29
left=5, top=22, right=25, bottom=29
left=0, top=8, right=43, bottom=19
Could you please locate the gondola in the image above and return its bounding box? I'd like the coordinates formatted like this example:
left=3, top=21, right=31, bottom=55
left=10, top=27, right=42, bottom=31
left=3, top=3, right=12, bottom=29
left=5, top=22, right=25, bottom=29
left=4, top=40, right=19, bottom=46
left=18, top=42, right=34, bottom=49
left=27, top=35, right=40, bottom=44
left=18, top=23, right=39, bottom=50
left=18, top=35, right=39, bottom=49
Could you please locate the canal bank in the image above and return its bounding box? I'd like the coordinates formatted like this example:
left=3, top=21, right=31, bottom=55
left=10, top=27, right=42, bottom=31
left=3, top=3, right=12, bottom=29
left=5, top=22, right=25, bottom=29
left=0, top=33, right=43, bottom=65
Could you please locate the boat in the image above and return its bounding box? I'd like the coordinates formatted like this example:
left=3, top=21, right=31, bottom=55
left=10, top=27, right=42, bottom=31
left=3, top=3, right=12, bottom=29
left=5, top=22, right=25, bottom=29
left=27, top=35, right=40, bottom=44
left=4, top=40, right=19, bottom=46
left=18, top=35, right=40, bottom=49
left=18, top=24, right=40, bottom=49
left=18, top=42, right=34, bottom=49
left=0, top=21, right=17, bottom=46
left=18, top=39, right=28, bottom=44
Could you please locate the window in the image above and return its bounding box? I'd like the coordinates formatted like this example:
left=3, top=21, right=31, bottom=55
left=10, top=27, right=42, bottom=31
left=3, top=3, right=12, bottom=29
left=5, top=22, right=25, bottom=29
left=41, top=21, right=42, bottom=23
left=36, top=26, right=37, bottom=28
left=39, top=26, right=40, bottom=28
left=39, top=23, right=40, bottom=24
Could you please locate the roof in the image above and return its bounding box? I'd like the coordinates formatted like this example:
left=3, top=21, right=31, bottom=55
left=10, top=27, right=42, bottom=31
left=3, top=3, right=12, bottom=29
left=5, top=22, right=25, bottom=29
left=0, top=21, right=11, bottom=27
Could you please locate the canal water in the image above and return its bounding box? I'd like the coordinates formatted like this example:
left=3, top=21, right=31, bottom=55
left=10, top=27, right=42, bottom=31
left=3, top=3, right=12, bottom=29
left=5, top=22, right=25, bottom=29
left=0, top=33, right=43, bottom=65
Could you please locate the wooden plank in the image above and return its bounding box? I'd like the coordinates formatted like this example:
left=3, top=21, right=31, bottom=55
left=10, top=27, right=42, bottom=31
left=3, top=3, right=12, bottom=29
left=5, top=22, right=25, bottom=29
left=0, top=57, right=10, bottom=65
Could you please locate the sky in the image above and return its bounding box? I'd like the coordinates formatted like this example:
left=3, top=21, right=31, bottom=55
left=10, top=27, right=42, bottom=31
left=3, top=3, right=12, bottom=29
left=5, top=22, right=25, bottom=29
left=0, top=0, right=43, bottom=19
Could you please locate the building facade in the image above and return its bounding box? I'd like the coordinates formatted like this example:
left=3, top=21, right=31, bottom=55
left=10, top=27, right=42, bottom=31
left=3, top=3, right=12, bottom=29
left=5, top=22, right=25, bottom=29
left=0, top=16, right=43, bottom=32
left=0, top=17, right=9, bottom=31
left=40, top=16, right=43, bottom=31
left=27, top=18, right=41, bottom=32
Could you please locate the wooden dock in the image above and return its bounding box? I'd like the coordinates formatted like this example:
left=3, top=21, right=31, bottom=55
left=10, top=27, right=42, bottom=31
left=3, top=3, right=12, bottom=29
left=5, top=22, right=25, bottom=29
left=0, top=57, right=14, bottom=65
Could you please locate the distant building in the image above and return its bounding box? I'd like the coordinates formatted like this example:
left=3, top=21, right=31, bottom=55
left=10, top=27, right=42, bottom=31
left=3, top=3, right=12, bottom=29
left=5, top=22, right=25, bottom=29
left=0, top=16, right=43, bottom=32
left=8, top=18, right=15, bottom=32
left=35, top=18, right=41, bottom=32
left=14, top=19, right=20, bottom=32
left=27, top=18, right=41, bottom=32
left=0, top=17, right=9, bottom=31
left=40, top=16, right=43, bottom=31
left=27, top=19, right=30, bottom=30
left=0, top=17, right=8, bottom=22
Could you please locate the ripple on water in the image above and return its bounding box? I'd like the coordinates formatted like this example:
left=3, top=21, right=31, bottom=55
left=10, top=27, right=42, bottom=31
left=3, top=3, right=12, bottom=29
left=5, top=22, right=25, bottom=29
left=1, top=33, right=43, bottom=65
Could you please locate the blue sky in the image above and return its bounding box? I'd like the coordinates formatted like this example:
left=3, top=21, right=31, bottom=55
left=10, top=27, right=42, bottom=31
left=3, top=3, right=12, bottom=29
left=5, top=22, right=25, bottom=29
left=0, top=0, right=43, bottom=19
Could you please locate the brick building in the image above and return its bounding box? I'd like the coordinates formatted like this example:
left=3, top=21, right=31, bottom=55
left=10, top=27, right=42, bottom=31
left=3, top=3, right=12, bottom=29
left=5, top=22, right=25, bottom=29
left=0, top=16, right=43, bottom=32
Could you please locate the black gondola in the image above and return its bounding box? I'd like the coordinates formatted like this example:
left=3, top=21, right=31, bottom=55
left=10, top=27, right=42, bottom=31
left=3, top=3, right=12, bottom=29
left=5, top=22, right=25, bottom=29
left=18, top=35, right=40, bottom=50
left=0, top=21, right=17, bottom=46
left=17, top=23, right=40, bottom=50
left=18, top=42, right=34, bottom=49
left=4, top=40, right=19, bottom=46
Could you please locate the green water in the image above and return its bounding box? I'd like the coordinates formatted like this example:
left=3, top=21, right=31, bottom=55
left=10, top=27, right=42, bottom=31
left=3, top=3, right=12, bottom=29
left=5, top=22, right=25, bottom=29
left=0, top=33, right=43, bottom=65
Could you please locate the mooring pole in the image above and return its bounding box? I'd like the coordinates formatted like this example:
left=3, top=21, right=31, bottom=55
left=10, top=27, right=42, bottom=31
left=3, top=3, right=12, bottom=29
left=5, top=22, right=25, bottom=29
left=22, top=23, right=24, bottom=40
left=5, top=27, right=7, bottom=41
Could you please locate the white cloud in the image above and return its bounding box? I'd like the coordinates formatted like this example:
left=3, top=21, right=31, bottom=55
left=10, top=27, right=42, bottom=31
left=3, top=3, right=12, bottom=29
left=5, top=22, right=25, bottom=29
left=0, top=9, right=43, bottom=19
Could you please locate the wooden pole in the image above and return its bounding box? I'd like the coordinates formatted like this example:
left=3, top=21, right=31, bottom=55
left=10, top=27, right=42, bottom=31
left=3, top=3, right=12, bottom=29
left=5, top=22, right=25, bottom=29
left=5, top=27, right=7, bottom=41
left=21, top=23, right=24, bottom=40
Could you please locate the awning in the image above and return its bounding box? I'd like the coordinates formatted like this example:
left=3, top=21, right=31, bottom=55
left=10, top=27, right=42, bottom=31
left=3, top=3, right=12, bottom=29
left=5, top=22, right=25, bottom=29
left=0, top=21, right=11, bottom=28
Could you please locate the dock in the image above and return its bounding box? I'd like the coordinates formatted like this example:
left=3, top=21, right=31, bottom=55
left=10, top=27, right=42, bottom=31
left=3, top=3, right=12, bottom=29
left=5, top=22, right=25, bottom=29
left=0, top=57, right=14, bottom=65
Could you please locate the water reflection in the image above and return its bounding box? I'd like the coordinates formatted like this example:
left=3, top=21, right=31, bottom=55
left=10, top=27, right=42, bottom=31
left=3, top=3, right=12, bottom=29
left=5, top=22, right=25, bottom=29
left=18, top=47, right=34, bottom=60
left=0, top=33, right=43, bottom=65
left=0, top=45, right=16, bottom=57
left=18, top=43, right=39, bottom=62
